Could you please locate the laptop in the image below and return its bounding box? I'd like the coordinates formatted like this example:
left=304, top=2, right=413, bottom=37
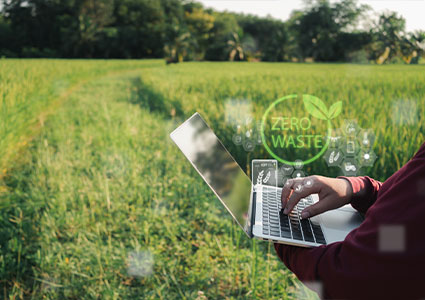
left=170, top=112, right=363, bottom=247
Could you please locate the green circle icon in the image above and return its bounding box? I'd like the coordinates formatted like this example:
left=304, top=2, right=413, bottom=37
left=261, top=94, right=332, bottom=166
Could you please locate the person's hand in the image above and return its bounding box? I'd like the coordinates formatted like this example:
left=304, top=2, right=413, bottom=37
left=281, top=176, right=353, bottom=219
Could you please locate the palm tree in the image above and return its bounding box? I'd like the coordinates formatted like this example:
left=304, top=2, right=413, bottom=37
left=410, top=30, right=425, bottom=64
left=373, top=12, right=406, bottom=64
left=165, top=30, right=195, bottom=64
left=397, top=31, right=425, bottom=64
left=227, top=32, right=244, bottom=61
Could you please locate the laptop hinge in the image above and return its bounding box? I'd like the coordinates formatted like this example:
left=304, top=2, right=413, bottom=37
left=249, top=191, right=256, bottom=237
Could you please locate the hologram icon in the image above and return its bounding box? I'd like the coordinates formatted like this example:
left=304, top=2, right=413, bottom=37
left=294, top=159, right=304, bottom=170
left=324, top=148, right=343, bottom=167
left=243, top=140, right=255, bottom=152
left=232, top=133, right=243, bottom=145
left=280, top=164, right=294, bottom=176
left=347, top=140, right=355, bottom=154
left=344, top=120, right=358, bottom=136
left=252, top=160, right=278, bottom=187
left=362, top=132, right=369, bottom=147
left=358, top=150, right=377, bottom=167
left=294, top=184, right=303, bottom=192
left=357, top=129, right=375, bottom=150
left=292, top=170, right=305, bottom=178
left=344, top=162, right=357, bottom=172
left=329, top=150, right=340, bottom=164
left=304, top=178, right=313, bottom=188
left=347, top=125, right=355, bottom=134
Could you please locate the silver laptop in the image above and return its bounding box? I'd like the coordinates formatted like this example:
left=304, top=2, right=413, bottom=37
left=170, top=112, right=363, bottom=247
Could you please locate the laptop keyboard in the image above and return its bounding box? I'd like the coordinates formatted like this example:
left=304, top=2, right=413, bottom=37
left=261, top=186, right=326, bottom=244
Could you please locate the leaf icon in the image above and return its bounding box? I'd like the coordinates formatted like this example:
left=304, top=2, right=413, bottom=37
left=256, top=170, right=264, bottom=185
left=263, top=171, right=271, bottom=183
left=328, top=101, right=342, bottom=120
left=303, top=95, right=329, bottom=120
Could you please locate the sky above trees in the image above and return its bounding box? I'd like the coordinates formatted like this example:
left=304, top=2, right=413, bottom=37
left=197, top=0, right=425, bottom=32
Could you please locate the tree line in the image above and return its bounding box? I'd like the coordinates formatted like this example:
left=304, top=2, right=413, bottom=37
left=0, top=0, right=424, bottom=64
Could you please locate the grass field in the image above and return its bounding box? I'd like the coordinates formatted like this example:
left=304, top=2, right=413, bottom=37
left=1, top=59, right=424, bottom=299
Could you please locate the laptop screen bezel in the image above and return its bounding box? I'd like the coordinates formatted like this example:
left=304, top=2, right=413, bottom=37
left=169, top=112, right=254, bottom=238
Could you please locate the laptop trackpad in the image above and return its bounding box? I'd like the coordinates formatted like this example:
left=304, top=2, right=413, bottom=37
left=319, top=208, right=363, bottom=244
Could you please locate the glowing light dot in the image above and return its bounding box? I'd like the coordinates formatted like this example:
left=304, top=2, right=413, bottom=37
left=305, top=180, right=313, bottom=187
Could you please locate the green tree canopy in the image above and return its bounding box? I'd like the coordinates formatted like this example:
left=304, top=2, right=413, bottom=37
left=0, top=0, right=423, bottom=63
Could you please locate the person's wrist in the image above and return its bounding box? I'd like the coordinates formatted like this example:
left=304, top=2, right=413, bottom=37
left=339, top=177, right=353, bottom=204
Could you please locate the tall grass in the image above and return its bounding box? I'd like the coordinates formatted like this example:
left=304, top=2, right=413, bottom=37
left=138, top=62, right=425, bottom=180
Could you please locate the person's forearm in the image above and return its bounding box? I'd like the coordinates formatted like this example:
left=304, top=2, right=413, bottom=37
left=338, top=176, right=382, bottom=214
left=274, top=243, right=327, bottom=282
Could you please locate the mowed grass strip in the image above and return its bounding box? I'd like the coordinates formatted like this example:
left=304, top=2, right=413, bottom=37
left=0, top=59, right=163, bottom=175
left=1, top=71, right=313, bottom=299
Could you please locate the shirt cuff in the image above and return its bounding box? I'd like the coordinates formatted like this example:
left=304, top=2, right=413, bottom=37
left=338, top=176, right=364, bottom=194
left=337, top=176, right=373, bottom=213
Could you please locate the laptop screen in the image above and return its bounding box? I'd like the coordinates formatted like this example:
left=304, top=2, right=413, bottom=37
left=170, top=113, right=252, bottom=232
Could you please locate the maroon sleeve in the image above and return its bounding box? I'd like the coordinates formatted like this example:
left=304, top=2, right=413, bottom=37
left=275, top=142, right=425, bottom=299
left=338, top=176, right=383, bottom=214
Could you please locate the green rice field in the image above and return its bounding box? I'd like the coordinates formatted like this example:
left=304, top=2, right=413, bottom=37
left=1, top=59, right=424, bottom=299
